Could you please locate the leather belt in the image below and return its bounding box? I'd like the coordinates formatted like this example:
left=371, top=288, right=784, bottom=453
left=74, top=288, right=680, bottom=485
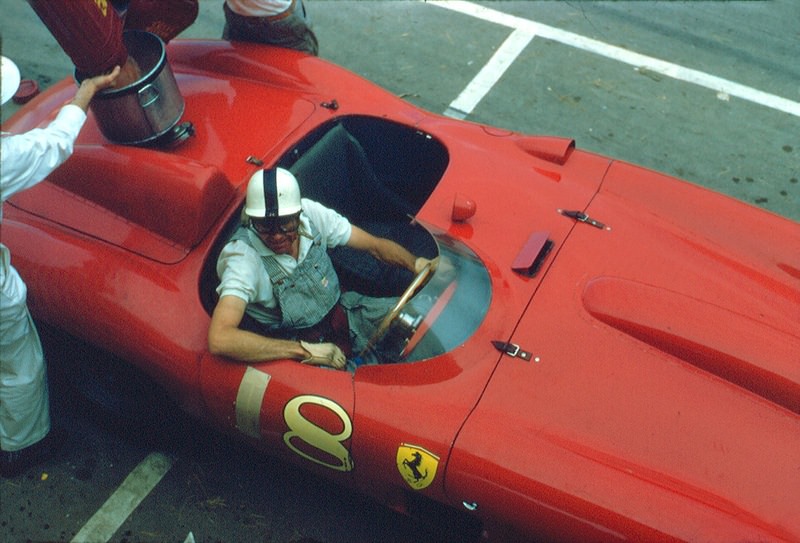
left=266, top=0, right=296, bottom=22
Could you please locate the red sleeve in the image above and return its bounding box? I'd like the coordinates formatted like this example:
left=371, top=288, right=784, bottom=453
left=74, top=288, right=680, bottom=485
left=28, top=0, right=128, bottom=75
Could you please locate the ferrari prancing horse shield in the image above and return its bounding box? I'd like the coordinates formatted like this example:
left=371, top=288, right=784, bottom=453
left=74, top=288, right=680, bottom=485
left=396, top=443, right=440, bottom=490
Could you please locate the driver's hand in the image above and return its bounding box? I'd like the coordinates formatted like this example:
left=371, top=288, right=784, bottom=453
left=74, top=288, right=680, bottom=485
left=300, top=341, right=347, bottom=369
left=414, top=256, right=439, bottom=274
left=434, top=255, right=456, bottom=279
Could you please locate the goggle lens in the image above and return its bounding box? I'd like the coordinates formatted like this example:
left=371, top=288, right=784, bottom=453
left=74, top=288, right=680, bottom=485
left=251, top=216, right=300, bottom=235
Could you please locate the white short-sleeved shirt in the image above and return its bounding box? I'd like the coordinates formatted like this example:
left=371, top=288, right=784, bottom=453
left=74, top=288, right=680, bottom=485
left=216, top=198, right=351, bottom=317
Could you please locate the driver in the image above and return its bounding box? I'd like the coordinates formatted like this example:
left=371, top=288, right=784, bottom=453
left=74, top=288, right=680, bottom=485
left=208, top=167, right=434, bottom=370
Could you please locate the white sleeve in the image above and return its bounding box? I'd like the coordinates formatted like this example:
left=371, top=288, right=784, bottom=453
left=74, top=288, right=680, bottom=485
left=1, top=105, right=87, bottom=202
left=215, top=240, right=267, bottom=303
left=301, top=198, right=352, bottom=247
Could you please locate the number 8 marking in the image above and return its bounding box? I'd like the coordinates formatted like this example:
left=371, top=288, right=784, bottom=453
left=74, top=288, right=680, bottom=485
left=283, top=395, right=354, bottom=472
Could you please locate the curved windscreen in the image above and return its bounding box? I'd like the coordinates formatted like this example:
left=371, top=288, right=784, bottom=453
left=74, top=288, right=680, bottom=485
left=374, top=229, right=492, bottom=362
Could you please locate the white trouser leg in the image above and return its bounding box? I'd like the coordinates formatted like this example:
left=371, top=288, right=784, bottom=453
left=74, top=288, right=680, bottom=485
left=0, top=265, right=50, bottom=452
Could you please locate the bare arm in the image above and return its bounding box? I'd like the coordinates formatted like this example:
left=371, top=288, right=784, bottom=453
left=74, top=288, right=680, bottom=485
left=208, top=295, right=346, bottom=368
left=208, top=295, right=309, bottom=363
left=347, top=225, right=431, bottom=273
left=69, top=65, right=122, bottom=112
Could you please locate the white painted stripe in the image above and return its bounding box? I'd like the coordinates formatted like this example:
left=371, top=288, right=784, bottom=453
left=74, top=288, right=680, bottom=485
left=71, top=452, right=174, bottom=543
left=236, top=366, right=271, bottom=439
left=430, top=0, right=800, bottom=118
left=445, top=27, right=535, bottom=119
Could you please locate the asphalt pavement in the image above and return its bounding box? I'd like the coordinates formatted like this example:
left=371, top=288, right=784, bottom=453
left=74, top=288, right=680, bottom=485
left=1, top=1, right=799, bottom=542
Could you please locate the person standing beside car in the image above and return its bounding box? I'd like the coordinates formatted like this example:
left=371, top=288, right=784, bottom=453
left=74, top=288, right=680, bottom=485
left=208, top=167, right=432, bottom=370
left=0, top=57, right=120, bottom=478
left=223, top=0, right=319, bottom=55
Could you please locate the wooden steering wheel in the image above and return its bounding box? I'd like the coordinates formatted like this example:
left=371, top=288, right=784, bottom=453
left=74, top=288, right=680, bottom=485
left=359, top=262, right=434, bottom=358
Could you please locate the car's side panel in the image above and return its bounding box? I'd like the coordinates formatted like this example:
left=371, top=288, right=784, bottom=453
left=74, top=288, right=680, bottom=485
left=350, top=348, right=498, bottom=508
left=198, top=356, right=358, bottom=481
left=1, top=208, right=212, bottom=414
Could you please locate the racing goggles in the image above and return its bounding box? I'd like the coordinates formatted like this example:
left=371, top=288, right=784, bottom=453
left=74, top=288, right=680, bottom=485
left=250, top=215, right=301, bottom=236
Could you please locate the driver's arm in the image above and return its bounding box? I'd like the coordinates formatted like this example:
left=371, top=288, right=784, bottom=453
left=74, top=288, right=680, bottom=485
left=347, top=225, right=432, bottom=274
left=207, top=294, right=314, bottom=362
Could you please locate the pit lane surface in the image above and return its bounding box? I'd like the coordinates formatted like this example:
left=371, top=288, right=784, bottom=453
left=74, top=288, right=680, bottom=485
left=1, top=2, right=798, bottom=542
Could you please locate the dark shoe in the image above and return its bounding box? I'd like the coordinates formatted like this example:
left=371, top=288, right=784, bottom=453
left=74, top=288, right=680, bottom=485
left=0, top=428, right=67, bottom=478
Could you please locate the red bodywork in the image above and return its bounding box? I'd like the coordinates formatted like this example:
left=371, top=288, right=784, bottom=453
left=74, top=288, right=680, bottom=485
left=3, top=40, right=799, bottom=541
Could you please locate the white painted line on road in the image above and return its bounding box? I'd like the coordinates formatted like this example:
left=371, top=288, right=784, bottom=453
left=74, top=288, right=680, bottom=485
left=444, top=27, right=535, bottom=119
left=430, top=0, right=800, bottom=118
left=71, top=452, right=174, bottom=543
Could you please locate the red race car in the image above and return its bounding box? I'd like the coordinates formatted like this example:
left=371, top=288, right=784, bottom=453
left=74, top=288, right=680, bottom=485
left=3, top=37, right=799, bottom=542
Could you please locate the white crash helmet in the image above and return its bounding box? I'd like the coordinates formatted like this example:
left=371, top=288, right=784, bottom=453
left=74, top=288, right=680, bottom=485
left=245, top=167, right=302, bottom=218
left=1, top=56, right=21, bottom=106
